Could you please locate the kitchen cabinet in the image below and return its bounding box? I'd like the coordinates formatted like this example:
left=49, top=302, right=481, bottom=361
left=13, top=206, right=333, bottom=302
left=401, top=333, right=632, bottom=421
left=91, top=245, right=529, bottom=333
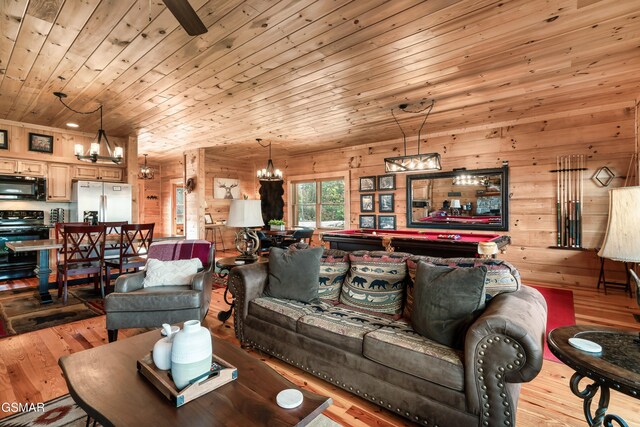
left=73, top=165, right=124, bottom=182
left=47, top=163, right=71, bottom=201
left=0, top=158, right=46, bottom=176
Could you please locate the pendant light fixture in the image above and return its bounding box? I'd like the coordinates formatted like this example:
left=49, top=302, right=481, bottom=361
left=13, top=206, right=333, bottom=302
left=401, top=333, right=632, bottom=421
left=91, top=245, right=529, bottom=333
left=53, top=92, right=123, bottom=164
left=384, top=100, right=441, bottom=173
left=139, top=154, right=154, bottom=180
left=256, top=138, right=283, bottom=181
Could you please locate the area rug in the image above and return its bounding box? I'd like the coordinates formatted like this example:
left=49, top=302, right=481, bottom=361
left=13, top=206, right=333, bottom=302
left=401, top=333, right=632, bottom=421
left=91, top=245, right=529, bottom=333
left=212, top=274, right=228, bottom=290
left=530, top=285, right=576, bottom=362
left=0, top=394, right=341, bottom=427
left=0, top=286, right=105, bottom=339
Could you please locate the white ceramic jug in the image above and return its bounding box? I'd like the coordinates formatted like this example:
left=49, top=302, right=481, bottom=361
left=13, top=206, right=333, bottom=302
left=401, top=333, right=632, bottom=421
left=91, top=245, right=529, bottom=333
left=171, top=320, right=212, bottom=389
left=152, top=324, right=177, bottom=370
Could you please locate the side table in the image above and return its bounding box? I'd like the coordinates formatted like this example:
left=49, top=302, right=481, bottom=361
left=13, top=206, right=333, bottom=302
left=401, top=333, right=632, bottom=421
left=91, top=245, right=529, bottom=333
left=547, top=325, right=640, bottom=427
left=215, top=256, right=268, bottom=322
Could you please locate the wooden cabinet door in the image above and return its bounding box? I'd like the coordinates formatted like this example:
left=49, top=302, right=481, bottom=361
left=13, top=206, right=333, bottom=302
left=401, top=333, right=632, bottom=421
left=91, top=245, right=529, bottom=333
left=0, top=159, right=17, bottom=174
left=74, top=165, right=99, bottom=180
left=99, top=167, right=123, bottom=182
left=47, top=163, right=71, bottom=201
left=18, top=160, right=46, bottom=176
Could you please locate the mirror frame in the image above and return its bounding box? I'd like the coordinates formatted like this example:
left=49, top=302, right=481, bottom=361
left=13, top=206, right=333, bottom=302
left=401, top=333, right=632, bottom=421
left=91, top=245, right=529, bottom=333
left=406, top=166, right=509, bottom=231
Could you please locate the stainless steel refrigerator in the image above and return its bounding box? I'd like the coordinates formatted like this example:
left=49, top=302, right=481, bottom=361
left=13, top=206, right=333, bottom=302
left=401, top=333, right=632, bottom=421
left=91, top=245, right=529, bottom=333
left=70, top=181, right=132, bottom=224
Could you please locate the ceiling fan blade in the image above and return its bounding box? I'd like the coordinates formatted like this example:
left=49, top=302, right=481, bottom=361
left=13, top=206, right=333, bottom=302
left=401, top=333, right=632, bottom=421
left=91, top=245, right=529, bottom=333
left=162, top=0, right=207, bottom=36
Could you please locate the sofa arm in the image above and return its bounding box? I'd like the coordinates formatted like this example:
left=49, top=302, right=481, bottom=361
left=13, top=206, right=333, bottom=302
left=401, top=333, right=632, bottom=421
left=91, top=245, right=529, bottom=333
left=191, top=270, right=212, bottom=321
left=464, top=285, right=547, bottom=426
left=114, top=271, right=145, bottom=293
left=228, top=262, right=268, bottom=344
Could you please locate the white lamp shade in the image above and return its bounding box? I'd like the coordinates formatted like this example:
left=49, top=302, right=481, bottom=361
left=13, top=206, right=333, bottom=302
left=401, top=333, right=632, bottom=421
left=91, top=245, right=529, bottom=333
left=598, top=186, right=640, bottom=262
left=451, top=199, right=462, bottom=208
left=478, top=241, right=498, bottom=255
left=226, top=199, right=264, bottom=228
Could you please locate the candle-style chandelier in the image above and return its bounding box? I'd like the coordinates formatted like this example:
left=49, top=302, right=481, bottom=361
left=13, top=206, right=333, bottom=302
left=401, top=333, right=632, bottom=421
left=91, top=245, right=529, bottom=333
left=139, top=154, right=154, bottom=180
left=256, top=138, right=283, bottom=181
left=53, top=92, right=123, bottom=164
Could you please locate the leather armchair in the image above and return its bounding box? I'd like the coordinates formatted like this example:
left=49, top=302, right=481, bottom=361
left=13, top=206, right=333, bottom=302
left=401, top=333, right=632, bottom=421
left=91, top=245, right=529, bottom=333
left=105, top=240, right=214, bottom=342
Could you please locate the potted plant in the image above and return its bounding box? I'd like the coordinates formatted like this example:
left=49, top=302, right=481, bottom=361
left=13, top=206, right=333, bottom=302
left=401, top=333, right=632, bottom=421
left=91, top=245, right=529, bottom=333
left=268, top=219, right=285, bottom=231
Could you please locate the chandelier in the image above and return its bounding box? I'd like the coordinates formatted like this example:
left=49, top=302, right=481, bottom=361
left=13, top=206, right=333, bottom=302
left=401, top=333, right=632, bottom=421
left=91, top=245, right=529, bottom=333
left=256, top=138, right=283, bottom=181
left=139, top=154, right=154, bottom=180
left=384, top=100, right=441, bottom=173
left=53, top=92, right=123, bottom=164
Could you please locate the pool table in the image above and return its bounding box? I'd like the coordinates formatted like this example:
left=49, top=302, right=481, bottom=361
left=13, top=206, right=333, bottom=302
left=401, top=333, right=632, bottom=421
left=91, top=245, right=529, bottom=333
left=320, top=229, right=510, bottom=258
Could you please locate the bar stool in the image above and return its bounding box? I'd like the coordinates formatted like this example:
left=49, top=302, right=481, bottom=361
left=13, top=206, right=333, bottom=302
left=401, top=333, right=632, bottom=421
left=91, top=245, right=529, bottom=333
left=205, top=224, right=226, bottom=252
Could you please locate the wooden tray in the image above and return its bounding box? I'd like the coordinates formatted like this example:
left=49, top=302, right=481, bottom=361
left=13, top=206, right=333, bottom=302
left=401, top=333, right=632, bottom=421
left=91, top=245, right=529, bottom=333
left=137, top=353, right=237, bottom=407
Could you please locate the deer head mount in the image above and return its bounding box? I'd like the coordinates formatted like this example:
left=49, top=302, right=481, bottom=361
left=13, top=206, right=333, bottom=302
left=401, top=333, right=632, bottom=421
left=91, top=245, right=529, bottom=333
left=218, top=181, right=238, bottom=199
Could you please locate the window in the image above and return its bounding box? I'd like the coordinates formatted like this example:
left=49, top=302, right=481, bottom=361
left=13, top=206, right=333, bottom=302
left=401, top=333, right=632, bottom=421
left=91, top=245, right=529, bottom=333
left=292, top=178, right=345, bottom=229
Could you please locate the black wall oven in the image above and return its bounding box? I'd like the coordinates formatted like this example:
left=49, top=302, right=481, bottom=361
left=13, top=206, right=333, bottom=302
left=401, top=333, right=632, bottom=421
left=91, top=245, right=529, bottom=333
left=0, top=211, right=49, bottom=280
left=0, top=175, right=46, bottom=200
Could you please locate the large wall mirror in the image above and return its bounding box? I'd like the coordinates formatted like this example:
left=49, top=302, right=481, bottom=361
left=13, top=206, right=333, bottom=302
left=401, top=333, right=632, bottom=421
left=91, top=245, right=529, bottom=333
left=406, top=166, right=509, bottom=231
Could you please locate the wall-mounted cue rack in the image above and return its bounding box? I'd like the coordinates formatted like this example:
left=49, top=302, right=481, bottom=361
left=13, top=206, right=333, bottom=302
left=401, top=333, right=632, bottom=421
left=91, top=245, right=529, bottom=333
left=551, top=155, right=587, bottom=249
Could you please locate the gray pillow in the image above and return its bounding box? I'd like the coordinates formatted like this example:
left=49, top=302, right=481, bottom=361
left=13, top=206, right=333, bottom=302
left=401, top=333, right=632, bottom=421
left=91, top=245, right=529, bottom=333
left=411, top=262, right=487, bottom=350
left=265, top=247, right=324, bottom=303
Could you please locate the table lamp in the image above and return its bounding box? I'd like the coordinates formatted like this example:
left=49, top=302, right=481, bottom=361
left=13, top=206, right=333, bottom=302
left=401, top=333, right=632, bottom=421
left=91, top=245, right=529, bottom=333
left=597, top=186, right=640, bottom=295
left=478, top=241, right=498, bottom=259
left=451, top=199, right=461, bottom=216
left=226, top=199, right=264, bottom=261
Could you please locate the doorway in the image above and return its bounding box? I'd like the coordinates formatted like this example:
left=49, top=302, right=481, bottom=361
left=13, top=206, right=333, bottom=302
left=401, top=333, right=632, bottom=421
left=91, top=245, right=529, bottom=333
left=172, top=183, right=185, bottom=236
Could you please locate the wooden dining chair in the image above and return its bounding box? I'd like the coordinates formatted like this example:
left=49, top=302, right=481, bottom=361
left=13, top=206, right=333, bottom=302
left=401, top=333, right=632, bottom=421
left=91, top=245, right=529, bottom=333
left=57, top=225, right=107, bottom=304
left=99, top=221, right=129, bottom=262
left=54, top=222, right=89, bottom=289
left=104, top=223, right=155, bottom=291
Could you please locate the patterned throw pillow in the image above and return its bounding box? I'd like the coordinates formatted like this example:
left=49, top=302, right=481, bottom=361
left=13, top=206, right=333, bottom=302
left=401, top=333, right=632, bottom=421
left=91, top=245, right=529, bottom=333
left=340, top=251, right=410, bottom=315
left=288, top=244, right=350, bottom=302
left=143, top=258, right=203, bottom=287
left=404, top=255, right=521, bottom=319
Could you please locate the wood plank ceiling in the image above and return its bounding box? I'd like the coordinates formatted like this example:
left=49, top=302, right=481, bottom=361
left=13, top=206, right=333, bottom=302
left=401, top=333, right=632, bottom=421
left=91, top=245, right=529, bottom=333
left=1, top=0, right=639, bottom=160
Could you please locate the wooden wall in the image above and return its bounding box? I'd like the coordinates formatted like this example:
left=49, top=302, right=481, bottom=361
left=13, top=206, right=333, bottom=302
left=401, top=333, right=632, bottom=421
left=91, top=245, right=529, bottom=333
left=279, top=105, right=637, bottom=288
left=204, top=150, right=257, bottom=250
left=138, top=161, right=162, bottom=227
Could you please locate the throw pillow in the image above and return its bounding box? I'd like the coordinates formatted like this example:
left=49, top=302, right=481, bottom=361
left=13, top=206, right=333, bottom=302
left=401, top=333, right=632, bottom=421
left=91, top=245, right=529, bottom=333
left=411, top=262, right=487, bottom=350
left=143, top=258, right=203, bottom=287
left=340, top=250, right=410, bottom=316
left=288, top=246, right=350, bottom=302
left=265, top=247, right=324, bottom=303
left=404, top=255, right=521, bottom=319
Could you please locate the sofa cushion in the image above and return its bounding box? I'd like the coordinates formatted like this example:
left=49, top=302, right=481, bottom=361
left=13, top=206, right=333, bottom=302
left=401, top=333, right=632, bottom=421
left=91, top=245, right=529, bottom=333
left=412, top=262, right=487, bottom=350
left=363, top=319, right=464, bottom=391
left=340, top=251, right=410, bottom=316
left=265, top=247, right=324, bottom=302
left=248, top=297, right=333, bottom=332
left=297, top=305, right=391, bottom=354
left=105, top=285, right=200, bottom=312
left=404, top=255, right=520, bottom=319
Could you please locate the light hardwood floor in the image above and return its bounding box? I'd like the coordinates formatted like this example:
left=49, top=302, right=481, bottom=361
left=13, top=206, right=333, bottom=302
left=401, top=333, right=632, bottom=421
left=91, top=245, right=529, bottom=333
left=0, top=261, right=638, bottom=426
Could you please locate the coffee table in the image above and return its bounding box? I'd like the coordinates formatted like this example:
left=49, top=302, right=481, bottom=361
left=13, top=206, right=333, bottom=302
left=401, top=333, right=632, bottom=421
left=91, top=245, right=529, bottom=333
left=58, top=329, right=332, bottom=426
left=547, top=325, right=640, bottom=427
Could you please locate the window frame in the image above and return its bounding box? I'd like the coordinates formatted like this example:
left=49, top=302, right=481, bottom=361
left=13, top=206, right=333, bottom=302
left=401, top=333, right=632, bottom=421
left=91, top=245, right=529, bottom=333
left=287, top=170, right=351, bottom=230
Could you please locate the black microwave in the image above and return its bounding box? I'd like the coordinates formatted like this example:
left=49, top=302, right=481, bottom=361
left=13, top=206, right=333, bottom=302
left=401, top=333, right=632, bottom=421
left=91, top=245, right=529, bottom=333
left=0, top=175, right=46, bottom=200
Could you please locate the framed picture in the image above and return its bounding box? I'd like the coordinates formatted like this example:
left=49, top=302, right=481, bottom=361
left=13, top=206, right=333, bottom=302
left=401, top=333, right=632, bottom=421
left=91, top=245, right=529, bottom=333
left=359, top=214, right=376, bottom=229
left=379, top=193, right=395, bottom=212
left=213, top=177, right=240, bottom=199
left=0, top=130, right=7, bottom=150
left=378, top=215, right=396, bottom=230
left=360, top=193, right=375, bottom=212
left=204, top=213, right=213, bottom=224
left=28, top=133, right=53, bottom=153
left=378, top=174, right=396, bottom=190
left=359, top=176, right=376, bottom=192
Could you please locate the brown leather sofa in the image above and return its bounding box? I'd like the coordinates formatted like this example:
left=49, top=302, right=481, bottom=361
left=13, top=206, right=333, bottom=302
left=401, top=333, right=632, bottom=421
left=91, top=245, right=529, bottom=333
left=229, top=253, right=547, bottom=427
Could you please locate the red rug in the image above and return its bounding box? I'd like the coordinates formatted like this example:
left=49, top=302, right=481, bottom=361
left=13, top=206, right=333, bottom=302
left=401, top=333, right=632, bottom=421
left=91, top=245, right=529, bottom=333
left=530, top=285, right=575, bottom=362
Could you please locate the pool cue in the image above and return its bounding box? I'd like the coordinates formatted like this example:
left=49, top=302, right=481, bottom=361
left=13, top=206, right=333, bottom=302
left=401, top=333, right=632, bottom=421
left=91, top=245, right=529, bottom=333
left=568, top=155, right=574, bottom=247
left=562, top=156, right=568, bottom=247
left=556, top=156, right=561, bottom=246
